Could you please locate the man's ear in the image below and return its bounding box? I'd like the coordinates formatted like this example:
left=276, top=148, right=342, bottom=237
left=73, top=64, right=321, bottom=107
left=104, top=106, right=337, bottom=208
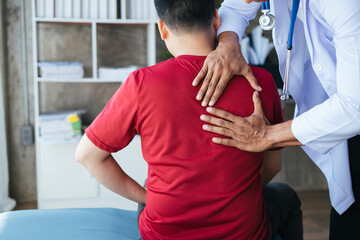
left=213, top=9, right=220, bottom=30
left=157, top=19, right=168, bottom=40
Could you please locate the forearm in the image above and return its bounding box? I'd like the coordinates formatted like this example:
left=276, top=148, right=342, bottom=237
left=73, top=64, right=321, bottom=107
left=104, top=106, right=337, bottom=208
left=81, top=155, right=146, bottom=204
left=291, top=93, right=360, bottom=153
left=218, top=1, right=260, bottom=39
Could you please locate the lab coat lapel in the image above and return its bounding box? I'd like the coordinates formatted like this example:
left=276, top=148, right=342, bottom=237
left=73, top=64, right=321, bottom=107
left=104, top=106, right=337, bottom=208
left=301, top=0, right=337, bottom=96
left=301, top=0, right=313, bottom=60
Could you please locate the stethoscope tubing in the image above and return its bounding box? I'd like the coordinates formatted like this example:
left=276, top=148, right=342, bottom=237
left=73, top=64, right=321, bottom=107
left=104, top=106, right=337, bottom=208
left=261, top=0, right=300, bottom=101
left=262, top=0, right=270, bottom=10
left=287, top=0, right=300, bottom=49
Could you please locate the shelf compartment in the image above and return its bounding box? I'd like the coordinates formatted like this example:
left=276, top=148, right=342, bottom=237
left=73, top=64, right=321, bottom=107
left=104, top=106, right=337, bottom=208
left=38, top=82, right=121, bottom=125
left=36, top=22, right=93, bottom=78
left=96, top=24, right=148, bottom=79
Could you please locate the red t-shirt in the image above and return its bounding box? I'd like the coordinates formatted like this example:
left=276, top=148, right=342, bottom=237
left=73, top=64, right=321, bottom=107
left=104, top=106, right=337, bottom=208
left=86, top=55, right=283, bottom=240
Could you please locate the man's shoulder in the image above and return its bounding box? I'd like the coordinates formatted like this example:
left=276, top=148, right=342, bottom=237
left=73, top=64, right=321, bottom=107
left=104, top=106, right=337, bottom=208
left=249, top=65, right=277, bottom=91
left=249, top=65, right=273, bottom=81
left=133, top=58, right=177, bottom=76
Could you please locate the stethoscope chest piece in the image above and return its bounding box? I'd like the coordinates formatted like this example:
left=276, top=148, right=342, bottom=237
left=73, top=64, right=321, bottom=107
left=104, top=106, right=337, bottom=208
left=259, top=11, right=276, bottom=31
left=260, top=1, right=275, bottom=31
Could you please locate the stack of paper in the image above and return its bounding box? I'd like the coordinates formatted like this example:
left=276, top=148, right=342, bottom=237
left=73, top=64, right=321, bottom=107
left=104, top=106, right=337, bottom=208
left=99, top=65, right=139, bottom=82
left=38, top=61, right=84, bottom=79
left=39, top=110, right=86, bottom=144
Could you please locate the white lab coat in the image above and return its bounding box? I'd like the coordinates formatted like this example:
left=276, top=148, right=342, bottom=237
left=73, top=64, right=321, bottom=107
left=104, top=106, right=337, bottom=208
left=218, top=0, right=360, bottom=214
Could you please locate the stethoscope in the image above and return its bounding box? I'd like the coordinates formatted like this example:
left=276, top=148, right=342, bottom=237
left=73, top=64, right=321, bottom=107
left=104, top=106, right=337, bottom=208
left=259, top=0, right=300, bottom=101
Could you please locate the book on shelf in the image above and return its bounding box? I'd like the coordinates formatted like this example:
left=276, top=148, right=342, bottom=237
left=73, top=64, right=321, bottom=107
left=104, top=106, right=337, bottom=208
left=129, top=0, right=136, bottom=20
left=150, top=1, right=157, bottom=20
left=37, top=0, right=45, bottom=17
left=142, top=0, right=149, bottom=20
left=38, top=61, right=84, bottom=79
left=120, top=0, right=126, bottom=19
left=64, top=0, right=72, bottom=18
left=81, top=0, right=90, bottom=18
left=99, top=0, right=108, bottom=19
left=55, top=0, right=64, bottom=18
left=45, top=0, right=55, bottom=18
left=135, top=0, right=142, bottom=19
left=108, top=0, right=117, bottom=19
left=73, top=0, right=81, bottom=18
left=89, top=0, right=98, bottom=19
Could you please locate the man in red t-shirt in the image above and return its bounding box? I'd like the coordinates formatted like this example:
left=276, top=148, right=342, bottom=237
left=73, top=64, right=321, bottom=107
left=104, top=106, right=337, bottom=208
left=76, top=0, right=302, bottom=239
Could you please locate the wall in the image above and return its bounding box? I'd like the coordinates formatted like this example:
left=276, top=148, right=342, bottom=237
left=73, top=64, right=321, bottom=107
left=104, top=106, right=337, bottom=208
left=4, top=0, right=327, bottom=204
left=5, top=0, right=36, bottom=203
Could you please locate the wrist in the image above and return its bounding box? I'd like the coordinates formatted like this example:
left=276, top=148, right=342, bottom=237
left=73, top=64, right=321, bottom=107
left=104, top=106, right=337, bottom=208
left=218, top=31, right=239, bottom=47
left=265, top=120, right=301, bottom=149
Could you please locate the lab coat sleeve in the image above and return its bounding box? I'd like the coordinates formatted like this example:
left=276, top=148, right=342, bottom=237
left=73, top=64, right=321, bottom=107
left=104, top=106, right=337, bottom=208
left=291, top=0, right=360, bottom=154
left=217, top=0, right=261, bottom=39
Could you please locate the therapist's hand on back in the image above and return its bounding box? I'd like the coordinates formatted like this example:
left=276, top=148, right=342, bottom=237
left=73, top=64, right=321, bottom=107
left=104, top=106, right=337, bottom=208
left=192, top=31, right=262, bottom=107
left=200, top=91, right=273, bottom=152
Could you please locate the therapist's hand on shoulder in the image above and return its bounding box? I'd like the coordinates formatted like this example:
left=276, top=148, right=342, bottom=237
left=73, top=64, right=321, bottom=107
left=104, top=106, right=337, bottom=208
left=200, top=91, right=272, bottom=152
left=193, top=31, right=262, bottom=107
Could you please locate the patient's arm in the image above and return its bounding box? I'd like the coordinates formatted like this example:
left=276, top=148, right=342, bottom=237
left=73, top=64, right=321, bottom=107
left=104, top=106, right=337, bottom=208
left=260, top=150, right=282, bottom=186
left=75, top=134, right=146, bottom=204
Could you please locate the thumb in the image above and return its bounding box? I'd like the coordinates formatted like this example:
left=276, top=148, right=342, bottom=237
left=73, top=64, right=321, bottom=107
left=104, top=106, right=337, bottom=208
left=243, top=68, right=262, bottom=92
left=252, top=91, right=264, bottom=116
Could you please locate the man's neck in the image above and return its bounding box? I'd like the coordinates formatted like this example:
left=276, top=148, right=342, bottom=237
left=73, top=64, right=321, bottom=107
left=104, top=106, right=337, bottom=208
left=169, top=31, right=216, bottom=57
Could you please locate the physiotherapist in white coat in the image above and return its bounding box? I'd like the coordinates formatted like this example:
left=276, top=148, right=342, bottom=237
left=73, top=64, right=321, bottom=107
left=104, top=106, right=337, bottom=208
left=193, top=0, right=360, bottom=239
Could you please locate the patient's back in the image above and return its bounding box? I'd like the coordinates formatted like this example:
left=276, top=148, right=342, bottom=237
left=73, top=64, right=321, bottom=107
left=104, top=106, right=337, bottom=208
left=87, top=55, right=283, bottom=239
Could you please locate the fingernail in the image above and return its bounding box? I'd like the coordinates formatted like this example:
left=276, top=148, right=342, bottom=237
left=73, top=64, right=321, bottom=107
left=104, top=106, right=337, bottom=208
left=212, top=137, right=219, bottom=143
left=203, top=125, right=209, bottom=130
left=192, top=81, right=196, bottom=86
left=206, top=107, right=213, bottom=112
left=200, top=115, right=206, bottom=120
left=202, top=101, right=207, bottom=107
left=196, top=94, right=202, bottom=100
left=209, top=101, right=214, bottom=106
left=258, top=85, right=262, bottom=91
left=255, top=91, right=259, bottom=96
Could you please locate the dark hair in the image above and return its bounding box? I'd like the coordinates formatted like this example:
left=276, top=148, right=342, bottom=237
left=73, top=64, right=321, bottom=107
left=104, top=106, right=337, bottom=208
left=154, top=0, right=215, bottom=32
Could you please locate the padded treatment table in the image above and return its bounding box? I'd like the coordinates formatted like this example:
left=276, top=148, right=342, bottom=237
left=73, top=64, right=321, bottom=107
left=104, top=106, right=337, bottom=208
left=0, top=208, right=282, bottom=239
left=0, top=208, right=139, bottom=240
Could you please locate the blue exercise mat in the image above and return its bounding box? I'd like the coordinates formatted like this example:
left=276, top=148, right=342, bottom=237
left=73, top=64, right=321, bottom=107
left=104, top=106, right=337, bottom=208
left=0, top=208, right=139, bottom=240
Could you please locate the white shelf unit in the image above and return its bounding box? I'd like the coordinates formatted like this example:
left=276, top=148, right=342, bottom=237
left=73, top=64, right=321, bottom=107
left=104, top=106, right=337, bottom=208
left=32, top=0, right=153, bottom=210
